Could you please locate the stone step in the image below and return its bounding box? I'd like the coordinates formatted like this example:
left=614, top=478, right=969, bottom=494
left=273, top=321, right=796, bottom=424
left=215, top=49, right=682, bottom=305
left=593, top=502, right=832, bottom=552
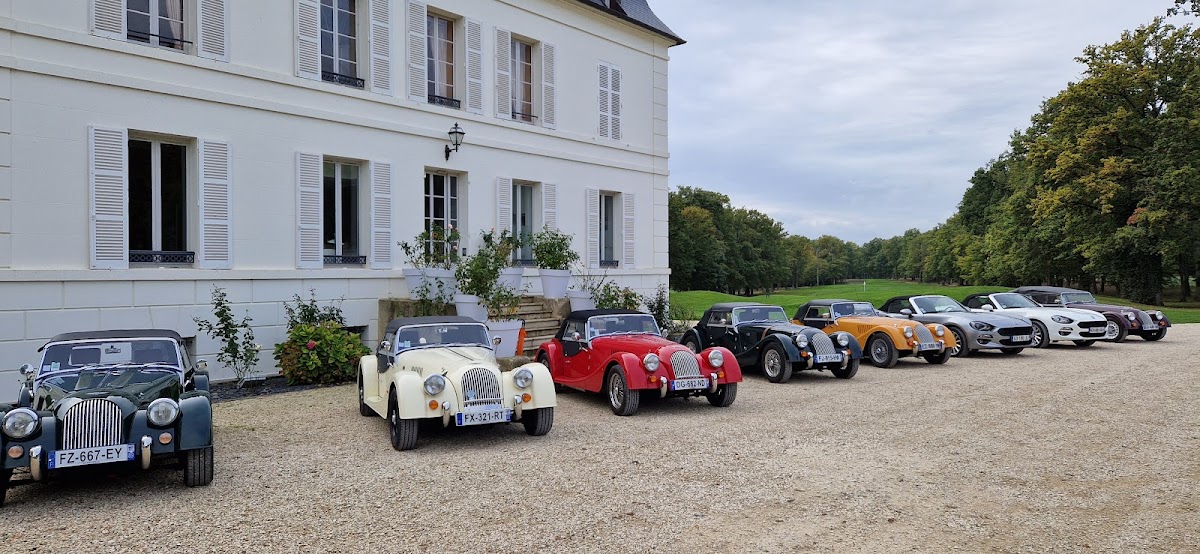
left=523, top=318, right=562, bottom=333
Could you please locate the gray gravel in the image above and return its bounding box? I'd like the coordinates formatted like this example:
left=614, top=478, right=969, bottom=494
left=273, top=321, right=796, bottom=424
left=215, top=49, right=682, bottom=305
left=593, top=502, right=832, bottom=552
left=2, top=326, right=1198, bottom=553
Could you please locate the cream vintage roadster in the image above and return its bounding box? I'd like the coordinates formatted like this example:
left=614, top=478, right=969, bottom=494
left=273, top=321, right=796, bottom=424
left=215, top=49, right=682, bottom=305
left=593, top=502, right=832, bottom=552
left=358, top=316, right=556, bottom=450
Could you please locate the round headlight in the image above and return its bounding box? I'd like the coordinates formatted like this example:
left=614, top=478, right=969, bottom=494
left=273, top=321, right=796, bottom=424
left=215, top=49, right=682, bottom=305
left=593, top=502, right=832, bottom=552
left=642, top=354, right=660, bottom=372
left=514, top=368, right=534, bottom=389
left=1153, top=311, right=1164, bottom=319
left=708, top=349, right=725, bottom=368
left=147, top=398, right=180, bottom=427
left=1124, top=312, right=1136, bottom=321
left=837, top=333, right=850, bottom=347
left=793, top=334, right=809, bottom=349
left=934, top=325, right=945, bottom=337
left=903, top=326, right=914, bottom=338
left=423, top=374, right=447, bottom=396
left=1052, top=315, right=1073, bottom=324
left=2, top=408, right=39, bottom=439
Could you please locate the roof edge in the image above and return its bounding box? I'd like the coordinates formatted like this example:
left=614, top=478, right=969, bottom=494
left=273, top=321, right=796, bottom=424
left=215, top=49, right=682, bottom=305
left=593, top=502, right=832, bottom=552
left=572, top=0, right=686, bottom=46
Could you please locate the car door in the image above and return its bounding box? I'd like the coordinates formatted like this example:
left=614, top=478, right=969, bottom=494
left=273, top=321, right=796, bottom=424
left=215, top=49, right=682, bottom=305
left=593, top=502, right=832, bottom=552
left=706, top=310, right=735, bottom=351
left=559, top=320, right=590, bottom=384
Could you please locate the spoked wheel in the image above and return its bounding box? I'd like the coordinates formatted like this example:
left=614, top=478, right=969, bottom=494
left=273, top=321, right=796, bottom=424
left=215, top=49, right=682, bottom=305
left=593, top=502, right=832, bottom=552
left=682, top=334, right=701, bottom=353
left=607, top=366, right=640, bottom=416
left=389, top=392, right=419, bottom=451
left=831, top=358, right=860, bottom=379
left=183, top=446, right=214, bottom=487
left=522, top=407, right=554, bottom=435
left=1104, top=318, right=1128, bottom=343
left=761, top=343, right=793, bottom=383
left=949, top=327, right=971, bottom=357
left=867, top=334, right=898, bottom=368
left=357, top=371, right=372, bottom=417
left=706, top=383, right=738, bottom=407
left=1030, top=321, right=1049, bottom=348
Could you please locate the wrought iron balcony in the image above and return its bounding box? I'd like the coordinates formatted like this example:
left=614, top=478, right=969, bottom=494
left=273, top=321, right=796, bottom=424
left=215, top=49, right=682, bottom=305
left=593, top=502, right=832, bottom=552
left=600, top=260, right=619, bottom=269
left=322, top=71, right=365, bottom=89
left=324, top=255, right=367, bottom=265
left=428, top=94, right=461, bottom=109
left=130, top=250, right=195, bottom=264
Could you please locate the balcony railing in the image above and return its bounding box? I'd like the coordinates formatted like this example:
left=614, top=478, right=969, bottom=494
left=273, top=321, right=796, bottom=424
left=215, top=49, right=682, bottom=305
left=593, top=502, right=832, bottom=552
left=512, top=258, right=537, bottom=268
left=130, top=250, right=195, bottom=264
left=428, top=94, right=461, bottom=109
left=322, top=71, right=365, bottom=89
left=600, top=260, right=619, bottom=269
left=324, top=255, right=367, bottom=265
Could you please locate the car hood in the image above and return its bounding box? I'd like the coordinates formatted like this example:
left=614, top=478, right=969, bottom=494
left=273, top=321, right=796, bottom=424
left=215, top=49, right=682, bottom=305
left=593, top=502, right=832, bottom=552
left=592, top=334, right=678, bottom=354
left=1066, top=302, right=1146, bottom=315
left=396, top=346, right=499, bottom=376
left=738, top=322, right=811, bottom=336
left=32, top=370, right=182, bottom=412
left=914, top=311, right=1029, bottom=326
left=993, top=306, right=1105, bottom=321
left=839, top=316, right=922, bottom=328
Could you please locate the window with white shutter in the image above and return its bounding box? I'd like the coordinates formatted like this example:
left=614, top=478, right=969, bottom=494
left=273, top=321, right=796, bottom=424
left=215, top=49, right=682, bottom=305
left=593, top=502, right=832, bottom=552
left=622, top=192, right=636, bottom=269
left=295, top=0, right=321, bottom=80
left=90, top=126, right=129, bottom=270
left=368, top=0, right=393, bottom=95
left=296, top=152, right=323, bottom=269
left=196, top=0, right=229, bottom=61
left=465, top=18, right=484, bottom=114
left=369, top=161, right=394, bottom=269
left=494, top=27, right=512, bottom=119
left=198, top=140, right=233, bottom=269
left=91, top=0, right=126, bottom=40
left=585, top=188, right=600, bottom=269
left=406, top=0, right=428, bottom=102
left=541, top=43, right=556, bottom=129
left=541, top=183, right=558, bottom=230
left=496, top=177, right=513, bottom=237
left=598, top=62, right=623, bottom=140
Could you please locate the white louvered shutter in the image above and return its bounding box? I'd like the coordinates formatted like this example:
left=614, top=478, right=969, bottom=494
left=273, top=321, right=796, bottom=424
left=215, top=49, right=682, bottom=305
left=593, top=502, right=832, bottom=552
left=296, top=152, right=323, bottom=269
left=91, top=0, right=126, bottom=40
left=465, top=19, right=484, bottom=115
left=198, top=140, right=233, bottom=269
left=369, top=161, right=394, bottom=269
left=622, top=193, right=636, bottom=269
left=196, top=0, right=229, bottom=61
left=586, top=188, right=600, bottom=269
left=610, top=65, right=623, bottom=140
left=495, top=28, right=512, bottom=119
left=597, top=63, right=611, bottom=139
left=496, top=177, right=513, bottom=234
left=368, top=0, right=393, bottom=95
left=541, top=183, right=558, bottom=230
left=541, top=43, right=557, bottom=129
left=89, top=126, right=128, bottom=270
left=405, top=0, right=427, bottom=102
left=295, top=0, right=321, bottom=80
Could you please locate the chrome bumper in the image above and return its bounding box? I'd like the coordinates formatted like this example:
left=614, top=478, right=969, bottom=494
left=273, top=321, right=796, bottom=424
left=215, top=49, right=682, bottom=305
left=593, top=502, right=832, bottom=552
left=29, top=445, right=43, bottom=481
left=140, top=435, right=152, bottom=469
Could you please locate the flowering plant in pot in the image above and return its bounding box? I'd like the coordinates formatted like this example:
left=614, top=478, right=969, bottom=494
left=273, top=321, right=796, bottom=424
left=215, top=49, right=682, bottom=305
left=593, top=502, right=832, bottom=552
left=453, top=232, right=505, bottom=322
left=487, top=229, right=526, bottom=291
left=481, top=283, right=524, bottom=357
left=399, top=224, right=461, bottom=294
left=530, top=226, right=579, bottom=299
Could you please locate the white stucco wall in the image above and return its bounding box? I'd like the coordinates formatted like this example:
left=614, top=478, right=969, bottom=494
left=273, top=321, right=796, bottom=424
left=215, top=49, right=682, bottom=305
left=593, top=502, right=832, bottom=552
left=0, top=0, right=674, bottom=395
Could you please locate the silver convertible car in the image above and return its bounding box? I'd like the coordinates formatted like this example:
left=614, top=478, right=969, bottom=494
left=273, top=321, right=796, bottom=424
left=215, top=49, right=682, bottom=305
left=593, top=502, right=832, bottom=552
left=880, top=295, right=1035, bottom=357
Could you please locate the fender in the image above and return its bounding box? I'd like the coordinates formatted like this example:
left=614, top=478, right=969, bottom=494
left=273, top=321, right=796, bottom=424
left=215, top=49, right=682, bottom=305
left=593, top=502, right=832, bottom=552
left=16, top=384, right=32, bottom=408
left=391, top=372, right=434, bottom=420
left=1104, top=312, right=1134, bottom=331
left=1, top=416, right=57, bottom=471
left=603, top=351, right=653, bottom=391
left=178, top=395, right=213, bottom=449
left=757, top=334, right=804, bottom=363
left=504, top=362, right=557, bottom=409
left=536, top=341, right=563, bottom=378
left=359, top=355, right=381, bottom=402
left=192, top=371, right=210, bottom=392
left=683, top=329, right=706, bottom=349
left=700, top=347, right=742, bottom=383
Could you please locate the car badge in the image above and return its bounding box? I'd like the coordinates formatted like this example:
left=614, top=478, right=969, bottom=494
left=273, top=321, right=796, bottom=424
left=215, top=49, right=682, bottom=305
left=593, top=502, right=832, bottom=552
left=466, top=390, right=476, bottom=401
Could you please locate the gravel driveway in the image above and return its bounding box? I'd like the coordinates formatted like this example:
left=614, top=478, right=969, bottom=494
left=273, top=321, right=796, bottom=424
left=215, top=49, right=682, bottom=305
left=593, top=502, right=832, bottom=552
left=2, top=326, right=1197, bottom=553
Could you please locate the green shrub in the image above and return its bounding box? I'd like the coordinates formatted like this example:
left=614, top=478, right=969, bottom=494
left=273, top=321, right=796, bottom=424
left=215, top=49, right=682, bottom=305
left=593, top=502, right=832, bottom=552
left=531, top=227, right=580, bottom=270
left=273, top=321, right=369, bottom=386
left=283, top=289, right=346, bottom=329
left=594, top=282, right=642, bottom=310
left=193, top=286, right=260, bottom=386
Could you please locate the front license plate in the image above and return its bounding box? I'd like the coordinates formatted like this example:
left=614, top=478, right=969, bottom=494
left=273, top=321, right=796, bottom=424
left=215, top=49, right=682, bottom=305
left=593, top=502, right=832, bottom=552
left=671, top=378, right=709, bottom=391
left=1010, top=335, right=1031, bottom=343
left=49, top=444, right=135, bottom=469
left=1144, top=324, right=1158, bottom=330
left=815, top=354, right=843, bottom=364
left=456, top=410, right=511, bottom=426
left=918, top=342, right=940, bottom=351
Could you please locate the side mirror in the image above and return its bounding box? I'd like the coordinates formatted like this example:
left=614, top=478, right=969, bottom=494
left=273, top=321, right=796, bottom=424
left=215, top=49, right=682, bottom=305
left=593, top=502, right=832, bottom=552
left=19, top=363, right=33, bottom=377
left=571, top=332, right=582, bottom=341
left=981, top=304, right=995, bottom=312
left=900, top=308, right=913, bottom=317
left=492, top=336, right=502, bottom=346
left=661, top=329, right=670, bottom=338
left=718, top=318, right=728, bottom=325
left=379, top=340, right=391, bottom=352
left=195, top=359, right=208, bottom=371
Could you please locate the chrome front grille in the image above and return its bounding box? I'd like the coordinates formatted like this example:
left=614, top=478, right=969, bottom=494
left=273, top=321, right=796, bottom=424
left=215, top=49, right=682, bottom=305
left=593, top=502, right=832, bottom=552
left=460, top=368, right=502, bottom=408
left=913, top=324, right=936, bottom=344
left=811, top=333, right=837, bottom=355
left=61, top=399, right=124, bottom=450
left=669, top=350, right=702, bottom=379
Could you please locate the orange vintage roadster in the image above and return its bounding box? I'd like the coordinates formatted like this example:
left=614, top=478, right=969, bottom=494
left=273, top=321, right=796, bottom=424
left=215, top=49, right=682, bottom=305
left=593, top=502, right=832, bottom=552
left=793, top=299, right=956, bottom=368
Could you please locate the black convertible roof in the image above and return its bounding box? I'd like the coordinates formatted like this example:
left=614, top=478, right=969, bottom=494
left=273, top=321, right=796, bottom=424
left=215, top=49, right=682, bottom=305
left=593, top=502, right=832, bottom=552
left=706, top=302, right=769, bottom=311
left=798, top=299, right=855, bottom=307
left=566, top=309, right=647, bottom=321
left=384, top=316, right=484, bottom=338
left=1011, top=286, right=1085, bottom=294
left=41, top=329, right=183, bottom=351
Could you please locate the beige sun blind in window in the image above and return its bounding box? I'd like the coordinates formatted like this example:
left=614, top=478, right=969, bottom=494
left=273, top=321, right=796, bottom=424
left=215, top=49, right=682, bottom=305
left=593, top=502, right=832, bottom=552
left=198, top=140, right=233, bottom=269
left=295, top=0, right=321, bottom=79
left=197, top=0, right=229, bottom=61
left=296, top=152, right=323, bottom=269
left=89, top=126, right=129, bottom=270
left=406, top=0, right=427, bottom=102
left=370, top=161, right=394, bottom=269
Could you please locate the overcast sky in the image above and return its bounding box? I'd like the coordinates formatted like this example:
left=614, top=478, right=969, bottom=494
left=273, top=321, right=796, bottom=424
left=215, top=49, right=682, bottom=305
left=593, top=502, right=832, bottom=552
left=649, top=0, right=1176, bottom=244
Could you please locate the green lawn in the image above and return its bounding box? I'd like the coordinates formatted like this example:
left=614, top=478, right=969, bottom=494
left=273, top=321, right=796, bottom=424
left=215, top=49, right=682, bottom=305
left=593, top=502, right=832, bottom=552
left=670, top=280, right=1200, bottom=324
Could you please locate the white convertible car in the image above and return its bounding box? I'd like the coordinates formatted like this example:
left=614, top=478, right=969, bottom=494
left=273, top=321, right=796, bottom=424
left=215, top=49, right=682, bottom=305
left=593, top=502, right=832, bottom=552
left=358, top=316, right=556, bottom=450
left=963, top=292, right=1108, bottom=348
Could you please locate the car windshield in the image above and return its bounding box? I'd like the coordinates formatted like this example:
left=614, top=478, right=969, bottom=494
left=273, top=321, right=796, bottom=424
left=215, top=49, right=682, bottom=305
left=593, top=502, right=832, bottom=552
left=393, top=324, right=491, bottom=352
left=587, top=314, right=661, bottom=339
left=913, top=296, right=968, bottom=313
left=992, top=293, right=1039, bottom=309
left=732, top=306, right=789, bottom=325
left=36, top=339, right=183, bottom=391
left=830, top=302, right=877, bottom=318
left=1060, top=292, right=1097, bottom=304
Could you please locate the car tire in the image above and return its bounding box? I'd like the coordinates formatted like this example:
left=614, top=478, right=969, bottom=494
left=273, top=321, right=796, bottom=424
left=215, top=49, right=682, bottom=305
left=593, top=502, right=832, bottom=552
left=923, top=350, right=951, bottom=364
left=1073, top=340, right=1096, bottom=347
left=949, top=327, right=971, bottom=357
left=183, top=446, right=214, bottom=488
left=522, top=407, right=554, bottom=436
left=1142, top=329, right=1167, bottom=341
left=0, top=468, right=11, bottom=507
left=1030, top=320, right=1050, bottom=348
left=831, top=358, right=860, bottom=379
left=389, top=392, right=419, bottom=451
left=706, top=383, right=738, bottom=407
left=537, top=353, right=563, bottom=393
left=1000, top=348, right=1023, bottom=355
left=867, top=333, right=898, bottom=368
left=1103, top=316, right=1128, bottom=343
left=761, top=342, right=793, bottom=383
left=357, top=371, right=373, bottom=417
left=606, top=366, right=640, bottom=416
left=682, top=333, right=702, bottom=353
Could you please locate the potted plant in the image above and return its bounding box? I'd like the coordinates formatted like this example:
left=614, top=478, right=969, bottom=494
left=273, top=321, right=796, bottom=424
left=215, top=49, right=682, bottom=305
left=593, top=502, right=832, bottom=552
left=568, top=265, right=602, bottom=311
left=481, top=283, right=523, bottom=357
left=493, top=230, right=526, bottom=292
left=453, top=232, right=503, bottom=322
left=399, top=224, right=460, bottom=295
left=530, top=226, right=580, bottom=299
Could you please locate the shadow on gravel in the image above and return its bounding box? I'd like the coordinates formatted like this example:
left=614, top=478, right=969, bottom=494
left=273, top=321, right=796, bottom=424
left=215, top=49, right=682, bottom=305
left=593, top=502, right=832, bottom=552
left=3, top=462, right=189, bottom=511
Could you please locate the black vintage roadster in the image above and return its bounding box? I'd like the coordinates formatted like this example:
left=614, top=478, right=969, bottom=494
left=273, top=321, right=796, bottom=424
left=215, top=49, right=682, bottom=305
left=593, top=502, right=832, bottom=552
left=679, top=302, right=863, bottom=383
left=1, top=329, right=214, bottom=506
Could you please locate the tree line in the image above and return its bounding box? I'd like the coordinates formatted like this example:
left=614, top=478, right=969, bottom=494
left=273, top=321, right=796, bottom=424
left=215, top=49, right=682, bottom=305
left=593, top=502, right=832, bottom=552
left=670, top=16, right=1200, bottom=305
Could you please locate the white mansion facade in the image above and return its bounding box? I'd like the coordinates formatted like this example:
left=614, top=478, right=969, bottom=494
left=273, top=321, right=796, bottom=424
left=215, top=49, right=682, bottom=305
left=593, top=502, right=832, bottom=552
left=0, top=0, right=680, bottom=390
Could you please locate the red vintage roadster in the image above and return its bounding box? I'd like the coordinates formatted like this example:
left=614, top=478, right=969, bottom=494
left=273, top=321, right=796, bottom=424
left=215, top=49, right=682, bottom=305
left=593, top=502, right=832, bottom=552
left=536, top=309, right=741, bottom=416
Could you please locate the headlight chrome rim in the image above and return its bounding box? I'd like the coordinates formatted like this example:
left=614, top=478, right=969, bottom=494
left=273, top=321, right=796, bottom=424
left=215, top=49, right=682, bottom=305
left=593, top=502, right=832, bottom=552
left=903, top=327, right=914, bottom=338
left=642, top=354, right=660, bottom=372
left=423, top=374, right=447, bottom=396
left=934, top=325, right=945, bottom=337
left=793, top=334, right=809, bottom=349
left=837, top=333, right=850, bottom=347
left=147, top=398, right=180, bottom=427
left=514, top=368, right=534, bottom=389
left=707, top=350, right=725, bottom=368
left=2, top=407, right=39, bottom=439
